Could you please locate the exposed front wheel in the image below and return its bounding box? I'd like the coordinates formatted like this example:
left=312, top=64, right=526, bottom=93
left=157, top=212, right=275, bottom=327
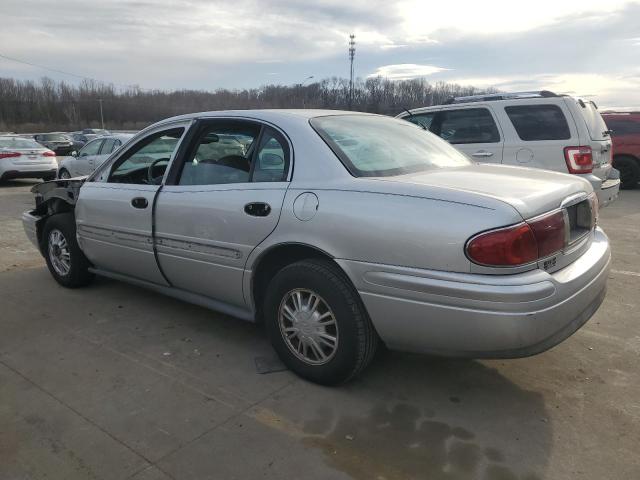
left=42, top=214, right=94, bottom=288
left=264, top=259, right=378, bottom=385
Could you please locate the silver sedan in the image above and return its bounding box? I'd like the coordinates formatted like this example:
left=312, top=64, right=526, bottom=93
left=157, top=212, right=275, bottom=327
left=22, top=110, right=610, bottom=385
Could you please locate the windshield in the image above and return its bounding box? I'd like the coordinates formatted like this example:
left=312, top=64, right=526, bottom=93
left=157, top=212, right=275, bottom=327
left=0, top=137, right=44, bottom=149
left=310, top=115, right=471, bottom=177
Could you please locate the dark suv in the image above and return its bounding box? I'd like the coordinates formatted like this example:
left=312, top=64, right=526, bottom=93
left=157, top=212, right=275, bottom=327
left=602, top=112, right=640, bottom=189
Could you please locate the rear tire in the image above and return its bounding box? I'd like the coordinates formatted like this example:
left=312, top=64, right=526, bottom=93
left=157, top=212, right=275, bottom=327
left=613, top=155, right=640, bottom=189
left=264, top=259, right=378, bottom=385
left=42, top=213, right=94, bottom=288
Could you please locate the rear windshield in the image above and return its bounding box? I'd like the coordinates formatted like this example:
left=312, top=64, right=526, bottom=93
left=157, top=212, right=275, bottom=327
left=0, top=137, right=43, bottom=149
left=580, top=101, right=610, bottom=140
left=39, top=134, right=68, bottom=141
left=505, top=105, right=571, bottom=141
left=310, top=115, right=470, bottom=177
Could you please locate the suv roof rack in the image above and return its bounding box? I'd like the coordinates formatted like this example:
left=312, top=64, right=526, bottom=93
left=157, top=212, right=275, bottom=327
left=443, top=90, right=559, bottom=105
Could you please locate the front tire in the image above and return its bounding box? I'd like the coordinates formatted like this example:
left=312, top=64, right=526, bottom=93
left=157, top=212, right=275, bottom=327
left=42, top=214, right=94, bottom=288
left=58, top=168, right=71, bottom=180
left=613, top=155, right=640, bottom=189
left=264, top=259, right=378, bottom=385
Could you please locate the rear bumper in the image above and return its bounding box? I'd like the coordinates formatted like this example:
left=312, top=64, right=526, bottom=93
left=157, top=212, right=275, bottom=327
left=0, top=168, right=57, bottom=180
left=338, top=227, right=610, bottom=358
left=581, top=169, right=620, bottom=208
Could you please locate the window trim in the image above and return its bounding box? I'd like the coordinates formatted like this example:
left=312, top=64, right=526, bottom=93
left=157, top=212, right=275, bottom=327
left=431, top=107, right=502, bottom=144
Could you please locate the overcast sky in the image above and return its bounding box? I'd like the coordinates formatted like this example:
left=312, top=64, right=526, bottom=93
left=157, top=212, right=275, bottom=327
left=1, top=0, right=639, bottom=107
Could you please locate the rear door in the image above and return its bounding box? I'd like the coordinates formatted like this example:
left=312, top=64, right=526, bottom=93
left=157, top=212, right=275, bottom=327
left=430, top=106, right=504, bottom=163
left=154, top=118, right=291, bottom=308
left=75, top=123, right=190, bottom=284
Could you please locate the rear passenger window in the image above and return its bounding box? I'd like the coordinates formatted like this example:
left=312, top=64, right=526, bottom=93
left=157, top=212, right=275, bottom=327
left=505, top=105, right=571, bottom=141
left=432, top=108, right=500, bottom=144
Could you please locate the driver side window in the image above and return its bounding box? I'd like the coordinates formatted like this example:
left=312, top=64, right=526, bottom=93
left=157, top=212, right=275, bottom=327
left=107, top=128, right=184, bottom=184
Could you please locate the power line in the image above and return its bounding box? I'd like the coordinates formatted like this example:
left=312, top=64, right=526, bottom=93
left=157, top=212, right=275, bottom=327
left=0, top=52, right=153, bottom=92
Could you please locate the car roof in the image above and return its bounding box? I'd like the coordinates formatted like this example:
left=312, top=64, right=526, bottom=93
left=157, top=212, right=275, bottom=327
left=159, top=109, right=376, bottom=125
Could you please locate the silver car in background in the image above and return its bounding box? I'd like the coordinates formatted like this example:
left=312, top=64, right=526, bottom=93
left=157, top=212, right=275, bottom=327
left=23, top=110, right=610, bottom=385
left=0, top=135, right=57, bottom=181
left=57, top=133, right=134, bottom=178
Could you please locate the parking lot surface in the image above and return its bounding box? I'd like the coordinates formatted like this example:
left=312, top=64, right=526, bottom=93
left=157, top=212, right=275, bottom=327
left=1, top=179, right=639, bottom=480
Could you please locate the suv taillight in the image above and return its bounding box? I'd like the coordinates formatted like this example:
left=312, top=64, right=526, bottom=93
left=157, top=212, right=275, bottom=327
left=564, top=146, right=593, bottom=174
left=0, top=152, right=21, bottom=159
left=466, top=210, right=569, bottom=267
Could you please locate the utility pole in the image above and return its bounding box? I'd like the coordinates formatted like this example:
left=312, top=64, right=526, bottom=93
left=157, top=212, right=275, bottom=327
left=98, top=99, right=104, bottom=129
left=348, top=34, right=356, bottom=110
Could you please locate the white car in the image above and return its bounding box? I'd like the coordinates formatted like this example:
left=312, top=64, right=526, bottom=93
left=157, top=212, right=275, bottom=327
left=396, top=91, right=620, bottom=208
left=0, top=135, right=57, bottom=182
left=58, top=133, right=134, bottom=178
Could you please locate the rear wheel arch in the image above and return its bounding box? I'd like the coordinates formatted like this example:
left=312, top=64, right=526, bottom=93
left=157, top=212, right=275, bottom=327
left=613, top=154, right=640, bottom=189
left=250, top=243, right=350, bottom=320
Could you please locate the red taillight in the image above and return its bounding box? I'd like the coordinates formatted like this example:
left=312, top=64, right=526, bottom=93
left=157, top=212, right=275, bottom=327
left=466, top=211, right=568, bottom=267
left=564, top=146, right=593, bottom=174
left=528, top=211, right=565, bottom=258
left=42, top=151, right=56, bottom=157
left=466, top=223, right=538, bottom=266
left=0, top=152, right=21, bottom=159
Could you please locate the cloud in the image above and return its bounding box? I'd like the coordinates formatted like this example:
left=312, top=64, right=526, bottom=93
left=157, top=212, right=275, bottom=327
left=368, top=64, right=448, bottom=80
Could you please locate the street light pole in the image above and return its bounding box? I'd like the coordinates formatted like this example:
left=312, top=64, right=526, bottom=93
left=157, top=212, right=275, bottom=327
left=299, top=76, right=314, bottom=108
left=98, top=99, right=104, bottom=129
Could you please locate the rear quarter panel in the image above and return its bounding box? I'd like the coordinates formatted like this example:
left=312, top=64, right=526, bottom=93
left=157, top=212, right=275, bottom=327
left=249, top=186, right=523, bottom=274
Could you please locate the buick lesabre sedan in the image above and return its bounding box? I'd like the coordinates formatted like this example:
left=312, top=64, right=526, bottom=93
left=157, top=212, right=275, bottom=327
left=23, top=110, right=611, bottom=385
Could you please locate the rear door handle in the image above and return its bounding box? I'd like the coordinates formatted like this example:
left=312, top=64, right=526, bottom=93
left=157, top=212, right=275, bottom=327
left=131, top=197, right=148, bottom=209
left=472, top=151, right=494, bottom=158
left=244, top=202, right=271, bottom=217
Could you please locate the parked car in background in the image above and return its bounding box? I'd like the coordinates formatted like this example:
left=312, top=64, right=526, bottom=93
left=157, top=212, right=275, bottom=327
left=33, top=133, right=75, bottom=156
left=0, top=135, right=57, bottom=181
left=82, top=128, right=110, bottom=136
left=68, top=132, right=99, bottom=151
left=602, top=112, right=640, bottom=189
left=397, top=91, right=620, bottom=208
left=23, top=110, right=610, bottom=384
left=57, top=133, right=134, bottom=178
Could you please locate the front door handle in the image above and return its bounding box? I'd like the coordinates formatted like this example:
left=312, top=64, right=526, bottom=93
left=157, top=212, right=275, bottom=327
left=472, top=151, right=494, bottom=158
left=131, top=197, right=148, bottom=209
left=244, top=202, right=271, bottom=217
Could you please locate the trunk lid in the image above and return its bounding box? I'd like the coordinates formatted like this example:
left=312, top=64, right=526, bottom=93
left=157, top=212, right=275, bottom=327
left=378, top=163, right=593, bottom=220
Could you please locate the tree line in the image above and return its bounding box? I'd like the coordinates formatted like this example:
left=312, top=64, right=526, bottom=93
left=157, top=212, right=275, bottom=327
left=0, top=76, right=493, bottom=133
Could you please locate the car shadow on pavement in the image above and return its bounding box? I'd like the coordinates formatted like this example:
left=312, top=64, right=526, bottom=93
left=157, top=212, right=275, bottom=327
left=284, top=351, right=551, bottom=480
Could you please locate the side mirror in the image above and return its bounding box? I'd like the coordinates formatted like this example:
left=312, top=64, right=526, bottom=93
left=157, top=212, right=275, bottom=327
left=71, top=151, right=78, bottom=157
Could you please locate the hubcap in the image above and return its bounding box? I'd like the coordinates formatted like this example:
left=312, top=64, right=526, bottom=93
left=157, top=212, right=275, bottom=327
left=48, top=229, right=71, bottom=276
left=278, top=289, right=338, bottom=365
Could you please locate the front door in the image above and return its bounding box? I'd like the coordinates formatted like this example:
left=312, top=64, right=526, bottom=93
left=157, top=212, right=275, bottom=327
left=155, top=119, right=291, bottom=308
left=431, top=107, right=504, bottom=163
left=75, top=123, right=190, bottom=284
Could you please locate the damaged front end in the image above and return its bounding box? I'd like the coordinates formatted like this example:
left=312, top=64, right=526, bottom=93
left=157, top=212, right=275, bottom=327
left=22, top=178, right=86, bottom=254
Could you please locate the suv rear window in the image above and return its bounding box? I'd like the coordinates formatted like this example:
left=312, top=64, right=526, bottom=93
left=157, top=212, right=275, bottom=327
left=505, top=105, right=571, bottom=141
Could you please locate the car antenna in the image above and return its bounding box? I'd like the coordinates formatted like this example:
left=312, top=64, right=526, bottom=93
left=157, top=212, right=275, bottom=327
left=402, top=107, right=427, bottom=130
